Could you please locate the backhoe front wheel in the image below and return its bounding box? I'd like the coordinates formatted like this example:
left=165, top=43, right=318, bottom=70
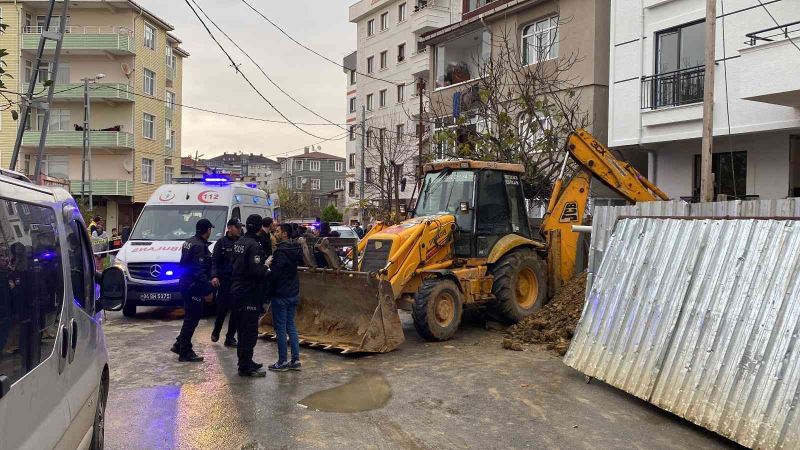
left=412, top=279, right=463, bottom=341
left=490, top=250, right=547, bottom=324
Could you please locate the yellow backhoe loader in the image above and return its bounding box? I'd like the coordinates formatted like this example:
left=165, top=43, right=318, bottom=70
left=259, top=129, right=668, bottom=353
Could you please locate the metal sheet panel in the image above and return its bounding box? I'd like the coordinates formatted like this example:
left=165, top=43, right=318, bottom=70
left=565, top=217, right=800, bottom=449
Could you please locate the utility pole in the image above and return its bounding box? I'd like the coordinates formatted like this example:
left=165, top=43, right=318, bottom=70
left=700, top=0, right=717, bottom=202
left=81, top=74, right=104, bottom=210
left=359, top=105, right=366, bottom=224
left=10, top=0, right=69, bottom=179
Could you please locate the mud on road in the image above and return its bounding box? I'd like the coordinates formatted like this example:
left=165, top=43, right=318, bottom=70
left=103, top=307, right=736, bottom=450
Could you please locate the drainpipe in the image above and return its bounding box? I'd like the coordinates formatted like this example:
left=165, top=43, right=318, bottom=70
left=647, top=150, right=657, bottom=185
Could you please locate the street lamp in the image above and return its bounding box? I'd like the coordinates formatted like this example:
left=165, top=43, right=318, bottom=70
left=81, top=73, right=106, bottom=211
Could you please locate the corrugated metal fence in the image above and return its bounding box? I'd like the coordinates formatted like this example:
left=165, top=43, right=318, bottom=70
left=566, top=198, right=800, bottom=449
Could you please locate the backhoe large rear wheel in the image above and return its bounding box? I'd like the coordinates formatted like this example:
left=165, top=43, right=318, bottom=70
left=490, top=250, right=547, bottom=324
left=412, top=278, right=463, bottom=341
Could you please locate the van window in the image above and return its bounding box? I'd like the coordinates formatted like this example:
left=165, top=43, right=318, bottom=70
left=65, top=219, right=95, bottom=314
left=0, top=199, right=64, bottom=386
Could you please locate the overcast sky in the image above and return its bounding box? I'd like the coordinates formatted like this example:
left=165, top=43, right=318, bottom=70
left=137, top=0, right=355, bottom=160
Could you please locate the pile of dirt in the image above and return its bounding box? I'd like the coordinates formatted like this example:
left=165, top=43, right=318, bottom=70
left=506, top=272, right=588, bottom=356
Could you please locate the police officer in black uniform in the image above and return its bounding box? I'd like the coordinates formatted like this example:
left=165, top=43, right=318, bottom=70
left=231, top=214, right=269, bottom=377
left=210, top=217, right=242, bottom=347
left=171, top=218, right=214, bottom=362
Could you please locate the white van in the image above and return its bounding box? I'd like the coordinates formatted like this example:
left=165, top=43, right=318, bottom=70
left=0, top=170, right=126, bottom=449
left=114, top=178, right=277, bottom=316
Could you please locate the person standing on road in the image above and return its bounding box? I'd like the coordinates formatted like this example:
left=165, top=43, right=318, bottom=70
left=172, top=219, right=214, bottom=362
left=210, top=218, right=242, bottom=347
left=267, top=223, right=304, bottom=372
left=231, top=215, right=270, bottom=377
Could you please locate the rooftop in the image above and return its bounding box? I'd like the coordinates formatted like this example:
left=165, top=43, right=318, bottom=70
left=287, top=151, right=345, bottom=161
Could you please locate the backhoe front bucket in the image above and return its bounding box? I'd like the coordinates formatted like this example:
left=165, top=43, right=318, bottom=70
left=258, top=269, right=405, bottom=353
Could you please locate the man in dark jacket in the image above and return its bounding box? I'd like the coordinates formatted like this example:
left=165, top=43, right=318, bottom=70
left=210, top=218, right=242, bottom=347
left=231, top=214, right=270, bottom=377
left=172, top=219, right=214, bottom=362
left=267, top=223, right=304, bottom=372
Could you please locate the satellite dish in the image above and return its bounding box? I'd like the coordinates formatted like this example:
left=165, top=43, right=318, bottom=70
left=122, top=159, right=134, bottom=173
left=121, top=63, right=133, bottom=78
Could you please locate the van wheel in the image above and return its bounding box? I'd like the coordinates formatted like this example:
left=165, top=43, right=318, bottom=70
left=122, top=302, right=136, bottom=317
left=412, top=278, right=463, bottom=341
left=490, top=250, right=547, bottom=324
left=90, top=372, right=108, bottom=450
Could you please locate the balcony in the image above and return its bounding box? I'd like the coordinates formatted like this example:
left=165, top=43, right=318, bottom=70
left=22, top=131, right=134, bottom=149
left=434, top=28, right=490, bottom=90
left=409, top=48, right=430, bottom=78
left=739, top=21, right=800, bottom=107
left=70, top=179, right=133, bottom=197
left=410, top=3, right=451, bottom=34
left=640, top=66, right=704, bottom=110
left=22, top=26, right=134, bottom=55
left=166, top=65, right=176, bottom=83
left=23, top=83, right=133, bottom=102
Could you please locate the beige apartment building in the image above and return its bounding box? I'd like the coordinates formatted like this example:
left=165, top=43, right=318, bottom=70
left=0, top=0, right=187, bottom=230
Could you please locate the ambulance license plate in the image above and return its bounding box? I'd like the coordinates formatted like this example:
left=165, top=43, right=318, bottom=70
left=139, top=292, right=172, bottom=301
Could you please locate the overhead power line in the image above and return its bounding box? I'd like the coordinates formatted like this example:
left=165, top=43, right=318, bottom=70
left=755, top=0, right=800, bottom=54
left=183, top=0, right=340, bottom=141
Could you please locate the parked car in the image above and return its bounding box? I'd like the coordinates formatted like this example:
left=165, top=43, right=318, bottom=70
left=0, top=170, right=126, bottom=449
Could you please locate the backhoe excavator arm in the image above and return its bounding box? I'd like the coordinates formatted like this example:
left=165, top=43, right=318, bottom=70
left=541, top=129, right=668, bottom=289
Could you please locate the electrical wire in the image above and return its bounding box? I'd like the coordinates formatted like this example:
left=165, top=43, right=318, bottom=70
left=183, top=0, right=338, bottom=141
left=189, top=0, right=345, bottom=131
left=240, top=0, right=402, bottom=86
left=755, top=0, right=800, bottom=54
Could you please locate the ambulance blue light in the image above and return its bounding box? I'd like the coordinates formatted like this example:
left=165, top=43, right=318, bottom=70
left=246, top=183, right=257, bottom=188
left=253, top=196, right=260, bottom=204
left=203, top=176, right=231, bottom=185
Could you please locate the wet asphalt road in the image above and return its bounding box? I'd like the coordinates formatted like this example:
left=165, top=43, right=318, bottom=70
left=103, top=308, right=739, bottom=450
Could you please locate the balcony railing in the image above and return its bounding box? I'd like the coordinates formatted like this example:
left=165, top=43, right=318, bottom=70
left=69, top=179, right=133, bottom=197
left=641, top=66, right=705, bottom=110
left=22, top=25, right=134, bottom=53
left=22, top=131, right=134, bottom=149
left=745, top=20, right=800, bottom=46
left=23, top=83, right=133, bottom=101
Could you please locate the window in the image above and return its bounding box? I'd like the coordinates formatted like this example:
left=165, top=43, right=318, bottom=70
left=692, top=151, right=747, bottom=200
left=397, top=84, right=405, bottom=103
left=144, top=22, right=156, bottom=50
left=166, top=46, right=176, bottom=68
left=37, top=109, right=70, bottom=131
left=522, top=16, right=559, bottom=65
left=296, top=176, right=304, bottom=188
left=143, top=113, right=155, bottom=139
left=309, top=160, right=321, bottom=171
left=366, top=93, right=374, bottom=111
left=367, top=19, right=375, bottom=36
left=349, top=97, right=357, bottom=113
left=295, top=159, right=304, bottom=171
left=166, top=91, right=176, bottom=110
left=165, top=166, right=174, bottom=184
left=366, top=129, right=374, bottom=147
left=380, top=51, right=388, bottom=69
left=37, top=14, right=69, bottom=31
left=398, top=3, right=406, bottom=22
left=349, top=181, right=357, bottom=197
left=65, top=218, right=94, bottom=313
left=349, top=153, right=356, bottom=169
left=366, top=167, right=374, bottom=183
left=165, top=119, right=174, bottom=149
left=379, top=128, right=387, bottom=150
left=396, top=123, right=405, bottom=138
left=466, top=0, right=493, bottom=13
left=367, top=56, right=374, bottom=74
left=379, top=89, right=387, bottom=107
left=143, top=68, right=155, bottom=95
left=0, top=200, right=65, bottom=386
left=24, top=60, right=32, bottom=82
left=647, top=20, right=706, bottom=109
left=141, top=158, right=154, bottom=183
left=43, top=155, right=69, bottom=179
left=335, top=161, right=344, bottom=172
left=398, top=43, right=406, bottom=62
left=310, top=179, right=321, bottom=190
left=518, top=113, right=552, bottom=149
left=335, top=179, right=345, bottom=190
left=349, top=125, right=357, bottom=141
left=380, top=12, right=388, bottom=31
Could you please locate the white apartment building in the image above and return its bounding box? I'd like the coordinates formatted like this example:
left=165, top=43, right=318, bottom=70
left=345, top=0, right=462, bottom=221
left=608, top=0, right=800, bottom=200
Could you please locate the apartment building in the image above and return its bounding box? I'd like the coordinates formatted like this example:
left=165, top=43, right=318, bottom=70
left=280, top=147, right=346, bottom=215
left=0, top=0, right=187, bottom=230
left=206, top=152, right=282, bottom=192
left=608, top=0, right=800, bottom=200
left=345, top=0, right=462, bottom=221
left=422, top=0, right=611, bottom=161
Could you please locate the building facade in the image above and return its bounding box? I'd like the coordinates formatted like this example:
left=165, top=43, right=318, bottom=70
left=0, top=0, right=187, bottom=230
left=608, top=0, right=800, bottom=200
left=206, top=152, right=281, bottom=192
left=280, top=147, right=346, bottom=216
left=345, top=0, right=462, bottom=221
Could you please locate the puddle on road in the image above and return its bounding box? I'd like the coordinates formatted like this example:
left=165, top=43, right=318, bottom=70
left=298, top=371, right=391, bottom=413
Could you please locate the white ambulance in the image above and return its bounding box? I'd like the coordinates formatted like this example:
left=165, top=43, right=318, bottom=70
left=114, top=177, right=278, bottom=317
